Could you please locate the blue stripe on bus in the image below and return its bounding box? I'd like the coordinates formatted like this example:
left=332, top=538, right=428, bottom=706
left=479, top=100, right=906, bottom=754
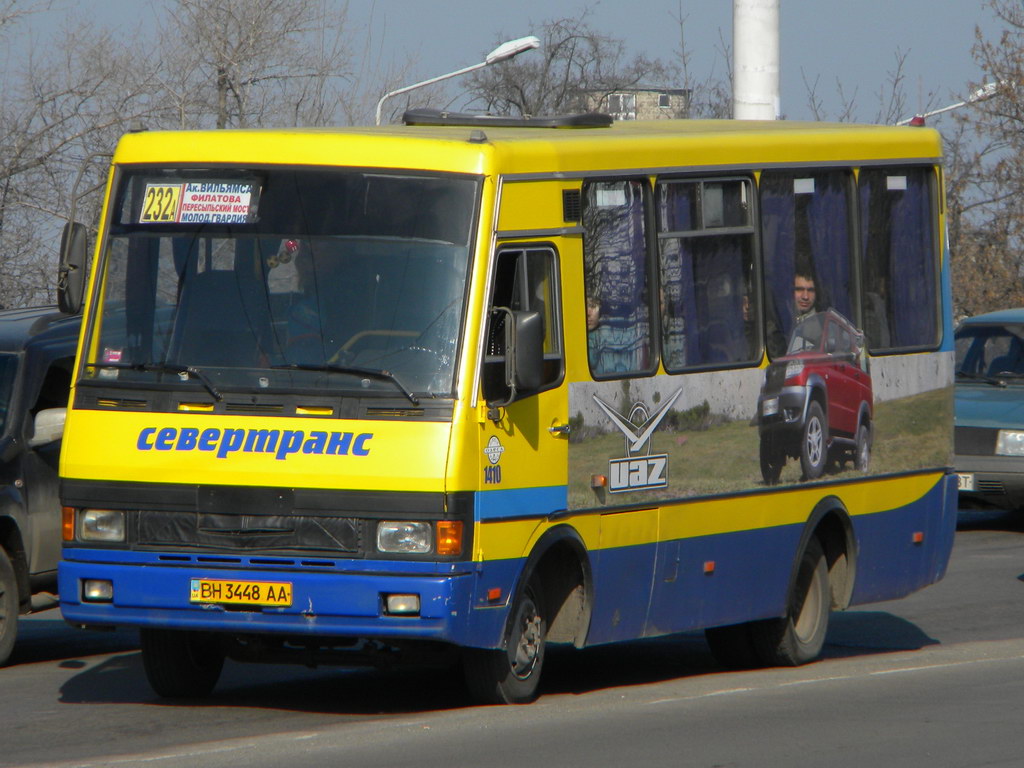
left=474, top=485, right=567, bottom=521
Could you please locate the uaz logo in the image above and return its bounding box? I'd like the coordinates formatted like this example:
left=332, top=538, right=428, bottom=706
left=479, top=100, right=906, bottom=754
left=592, top=389, right=682, bottom=493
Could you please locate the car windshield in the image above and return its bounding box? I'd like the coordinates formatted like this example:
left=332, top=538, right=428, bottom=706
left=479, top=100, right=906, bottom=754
left=0, top=353, right=17, bottom=434
left=786, top=312, right=826, bottom=354
left=955, top=323, right=1024, bottom=380
left=83, top=168, right=479, bottom=398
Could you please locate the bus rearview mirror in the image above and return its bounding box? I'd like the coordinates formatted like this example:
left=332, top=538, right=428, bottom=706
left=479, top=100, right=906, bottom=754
left=57, top=221, right=88, bottom=315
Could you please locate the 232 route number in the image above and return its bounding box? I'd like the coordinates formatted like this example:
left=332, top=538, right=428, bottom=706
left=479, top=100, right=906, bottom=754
left=140, top=184, right=182, bottom=223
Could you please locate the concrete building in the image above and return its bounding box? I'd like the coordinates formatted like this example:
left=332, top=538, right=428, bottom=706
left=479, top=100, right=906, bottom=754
left=588, top=87, right=691, bottom=121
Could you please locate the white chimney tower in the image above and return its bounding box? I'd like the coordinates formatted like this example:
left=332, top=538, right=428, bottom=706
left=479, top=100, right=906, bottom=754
left=733, top=0, right=780, bottom=119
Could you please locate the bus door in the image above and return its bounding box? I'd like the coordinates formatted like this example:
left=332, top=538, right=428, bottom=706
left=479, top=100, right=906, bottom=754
left=478, top=244, right=568, bottom=548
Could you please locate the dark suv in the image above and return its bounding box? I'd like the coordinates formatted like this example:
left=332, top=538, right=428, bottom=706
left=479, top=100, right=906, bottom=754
left=756, top=308, right=873, bottom=484
left=0, top=307, right=79, bottom=665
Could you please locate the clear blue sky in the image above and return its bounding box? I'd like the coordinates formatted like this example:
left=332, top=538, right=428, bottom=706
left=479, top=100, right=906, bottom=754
left=35, top=0, right=1000, bottom=124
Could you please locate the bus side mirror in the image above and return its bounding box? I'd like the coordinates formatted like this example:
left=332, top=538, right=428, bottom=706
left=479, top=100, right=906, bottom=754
left=508, top=309, right=543, bottom=393
left=486, top=308, right=543, bottom=411
left=57, top=221, right=88, bottom=315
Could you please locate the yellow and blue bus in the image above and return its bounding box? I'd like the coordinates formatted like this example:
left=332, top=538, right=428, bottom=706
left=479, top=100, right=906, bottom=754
left=57, top=110, right=956, bottom=704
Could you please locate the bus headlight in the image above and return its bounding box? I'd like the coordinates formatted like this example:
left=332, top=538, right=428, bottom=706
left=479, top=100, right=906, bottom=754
left=996, top=430, right=1024, bottom=456
left=376, top=521, right=432, bottom=554
left=78, top=509, right=126, bottom=542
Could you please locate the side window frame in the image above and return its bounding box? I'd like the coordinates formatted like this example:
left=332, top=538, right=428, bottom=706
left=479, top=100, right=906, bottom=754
left=482, top=243, right=564, bottom=404
left=655, top=174, right=760, bottom=372
left=581, top=178, right=658, bottom=380
left=760, top=167, right=857, bottom=360
left=858, top=165, right=941, bottom=354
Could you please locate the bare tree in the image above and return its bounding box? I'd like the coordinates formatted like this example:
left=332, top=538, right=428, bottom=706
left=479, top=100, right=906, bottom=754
left=945, top=0, right=1024, bottom=317
left=0, top=0, right=365, bottom=308
left=162, top=0, right=351, bottom=129
left=0, top=16, right=160, bottom=307
left=464, top=14, right=674, bottom=117
left=670, top=6, right=731, bottom=119
left=800, top=49, right=939, bottom=124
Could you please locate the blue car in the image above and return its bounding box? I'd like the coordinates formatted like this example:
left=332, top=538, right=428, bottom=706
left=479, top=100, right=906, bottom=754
left=954, top=308, right=1024, bottom=511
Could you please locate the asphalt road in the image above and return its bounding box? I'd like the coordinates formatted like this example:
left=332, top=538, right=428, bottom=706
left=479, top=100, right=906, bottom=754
left=2, top=506, right=1022, bottom=768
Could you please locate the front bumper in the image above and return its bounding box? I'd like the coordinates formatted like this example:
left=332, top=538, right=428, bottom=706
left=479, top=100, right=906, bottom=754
left=58, top=548, right=490, bottom=645
left=954, top=453, right=1024, bottom=510
left=758, top=385, right=810, bottom=435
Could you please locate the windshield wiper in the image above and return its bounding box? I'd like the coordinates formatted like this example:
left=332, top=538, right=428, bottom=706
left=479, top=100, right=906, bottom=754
left=271, top=363, right=420, bottom=405
left=956, top=371, right=1008, bottom=387
left=85, top=361, right=223, bottom=401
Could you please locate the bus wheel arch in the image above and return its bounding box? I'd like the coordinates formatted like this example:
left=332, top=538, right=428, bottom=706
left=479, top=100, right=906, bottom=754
left=463, top=525, right=592, bottom=704
left=751, top=534, right=831, bottom=666
left=523, top=526, right=593, bottom=649
left=707, top=498, right=857, bottom=670
left=806, top=497, right=858, bottom=611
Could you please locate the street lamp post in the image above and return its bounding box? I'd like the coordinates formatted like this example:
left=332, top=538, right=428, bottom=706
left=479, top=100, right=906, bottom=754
left=374, top=36, right=540, bottom=126
left=898, top=81, right=1009, bottom=125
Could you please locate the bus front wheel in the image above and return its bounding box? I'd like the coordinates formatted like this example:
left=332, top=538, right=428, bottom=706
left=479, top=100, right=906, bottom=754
left=140, top=628, right=225, bottom=698
left=463, top=581, right=547, bottom=704
left=752, top=536, right=830, bottom=666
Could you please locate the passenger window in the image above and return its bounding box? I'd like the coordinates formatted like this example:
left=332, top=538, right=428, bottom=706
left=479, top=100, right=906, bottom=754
left=482, top=245, right=562, bottom=402
left=761, top=169, right=855, bottom=359
left=582, top=180, right=654, bottom=378
left=656, top=177, right=758, bottom=370
left=859, top=166, right=939, bottom=351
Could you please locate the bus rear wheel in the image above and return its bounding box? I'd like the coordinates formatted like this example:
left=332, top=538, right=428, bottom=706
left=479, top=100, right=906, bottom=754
left=752, top=537, right=830, bottom=666
left=463, top=581, right=546, bottom=704
left=140, top=628, right=225, bottom=698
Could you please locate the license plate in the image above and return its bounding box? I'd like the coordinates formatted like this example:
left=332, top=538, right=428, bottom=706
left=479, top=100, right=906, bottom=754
left=189, top=578, right=292, bottom=607
left=957, top=473, right=975, bottom=492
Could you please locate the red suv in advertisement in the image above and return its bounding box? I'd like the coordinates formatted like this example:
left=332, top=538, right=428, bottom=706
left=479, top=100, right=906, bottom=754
left=756, top=308, right=873, bottom=484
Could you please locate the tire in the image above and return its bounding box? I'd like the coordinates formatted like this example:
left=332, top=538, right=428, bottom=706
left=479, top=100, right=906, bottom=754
left=751, top=537, right=830, bottom=666
left=0, top=547, right=19, bottom=667
left=463, top=581, right=546, bottom=704
left=759, top=434, right=785, bottom=485
left=854, top=423, right=870, bottom=472
left=140, top=628, right=225, bottom=698
left=705, top=623, right=760, bottom=669
left=799, top=401, right=828, bottom=480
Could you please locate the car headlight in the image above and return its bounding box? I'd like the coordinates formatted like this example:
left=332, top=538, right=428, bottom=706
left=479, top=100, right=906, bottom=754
left=78, top=509, right=126, bottom=542
left=377, top=521, right=432, bottom=554
left=784, top=360, right=805, bottom=380
left=996, top=430, right=1024, bottom=456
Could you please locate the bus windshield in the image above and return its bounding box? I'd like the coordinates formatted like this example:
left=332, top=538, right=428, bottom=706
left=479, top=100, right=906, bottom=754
left=84, top=168, right=479, bottom=397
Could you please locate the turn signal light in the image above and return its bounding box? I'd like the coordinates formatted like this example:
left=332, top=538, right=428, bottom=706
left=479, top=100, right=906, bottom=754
left=436, top=521, right=463, bottom=556
left=62, top=507, right=75, bottom=541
